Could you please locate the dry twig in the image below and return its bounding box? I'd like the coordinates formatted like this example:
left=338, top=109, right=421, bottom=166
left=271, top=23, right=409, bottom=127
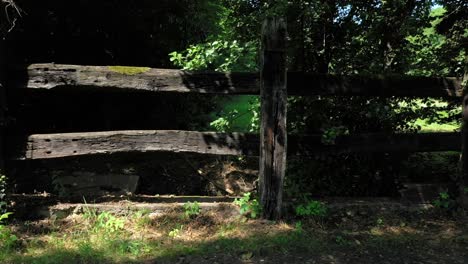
left=1, top=0, right=23, bottom=35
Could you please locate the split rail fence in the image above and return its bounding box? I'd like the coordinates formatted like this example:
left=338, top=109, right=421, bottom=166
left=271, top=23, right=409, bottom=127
left=0, top=18, right=465, bottom=219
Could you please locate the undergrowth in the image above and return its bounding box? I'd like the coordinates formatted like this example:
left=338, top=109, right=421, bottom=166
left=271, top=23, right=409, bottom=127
left=0, top=212, right=17, bottom=253
left=234, top=192, right=261, bottom=219
left=1, top=206, right=467, bottom=264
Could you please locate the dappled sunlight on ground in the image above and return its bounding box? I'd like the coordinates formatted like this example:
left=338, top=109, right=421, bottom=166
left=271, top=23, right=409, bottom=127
left=2, top=207, right=468, bottom=264
left=369, top=225, right=421, bottom=236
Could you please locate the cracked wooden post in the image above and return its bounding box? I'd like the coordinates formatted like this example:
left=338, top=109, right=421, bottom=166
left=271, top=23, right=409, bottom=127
left=259, top=18, right=287, bottom=220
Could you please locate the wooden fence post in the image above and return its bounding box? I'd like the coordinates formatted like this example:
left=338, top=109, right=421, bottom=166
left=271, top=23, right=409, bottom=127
left=0, top=38, right=7, bottom=195
left=259, top=18, right=287, bottom=220
left=457, top=55, right=468, bottom=212
left=0, top=38, right=6, bottom=173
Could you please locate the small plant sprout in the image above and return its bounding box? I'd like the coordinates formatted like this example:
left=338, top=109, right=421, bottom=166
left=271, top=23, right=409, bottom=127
left=133, top=209, right=152, bottom=228
left=433, top=192, right=453, bottom=209
left=234, top=192, right=261, bottom=219
left=295, top=200, right=328, bottom=218
left=295, top=221, right=303, bottom=234
left=0, top=212, right=18, bottom=252
left=168, top=225, right=184, bottom=238
left=183, top=201, right=201, bottom=219
left=376, top=217, right=384, bottom=226
left=82, top=209, right=125, bottom=235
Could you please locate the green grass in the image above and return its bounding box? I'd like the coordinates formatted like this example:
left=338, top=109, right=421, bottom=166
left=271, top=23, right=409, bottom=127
left=211, top=97, right=460, bottom=133
left=402, top=98, right=460, bottom=133
left=415, top=118, right=459, bottom=133
left=210, top=95, right=256, bottom=132
left=1, top=209, right=467, bottom=263
left=0, top=210, right=319, bottom=264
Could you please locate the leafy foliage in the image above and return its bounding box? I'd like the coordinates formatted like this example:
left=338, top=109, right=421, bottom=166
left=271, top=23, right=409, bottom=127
left=295, top=200, right=328, bottom=218
left=95, top=212, right=125, bottom=233
left=83, top=209, right=125, bottom=234
left=168, top=225, right=184, bottom=238
left=434, top=0, right=467, bottom=78
left=433, top=192, right=454, bottom=209
left=169, top=40, right=257, bottom=72
left=183, top=201, right=201, bottom=219
left=406, top=8, right=450, bottom=76
left=0, top=175, right=7, bottom=214
left=376, top=217, right=385, bottom=226
left=210, top=97, right=260, bottom=133
left=210, top=109, right=239, bottom=132
left=321, top=126, right=349, bottom=145
left=0, top=212, right=17, bottom=252
left=234, top=192, right=261, bottom=219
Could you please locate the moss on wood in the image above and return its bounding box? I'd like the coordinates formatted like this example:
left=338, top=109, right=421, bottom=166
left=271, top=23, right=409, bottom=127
left=108, top=66, right=151, bottom=75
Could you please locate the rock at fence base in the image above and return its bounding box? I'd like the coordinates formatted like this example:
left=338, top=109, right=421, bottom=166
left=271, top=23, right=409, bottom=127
left=53, top=171, right=139, bottom=197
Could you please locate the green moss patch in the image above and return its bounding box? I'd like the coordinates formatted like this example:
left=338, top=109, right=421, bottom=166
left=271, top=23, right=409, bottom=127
left=108, top=66, right=151, bottom=75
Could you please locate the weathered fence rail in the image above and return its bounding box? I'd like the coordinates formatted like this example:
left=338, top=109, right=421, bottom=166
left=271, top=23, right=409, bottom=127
left=15, top=131, right=460, bottom=160
left=8, top=63, right=463, bottom=97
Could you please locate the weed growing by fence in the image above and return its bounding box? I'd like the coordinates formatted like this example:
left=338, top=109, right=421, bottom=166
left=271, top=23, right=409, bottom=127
left=234, top=192, right=261, bottom=219
left=433, top=192, right=453, bottom=210
left=295, top=200, right=328, bottom=218
left=168, top=225, right=184, bottom=238
left=0, top=212, right=17, bottom=253
left=0, top=175, right=7, bottom=214
left=82, top=208, right=125, bottom=234
left=133, top=209, right=152, bottom=229
left=183, top=201, right=201, bottom=219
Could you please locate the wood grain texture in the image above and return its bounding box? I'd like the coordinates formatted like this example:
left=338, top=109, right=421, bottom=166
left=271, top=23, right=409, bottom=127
left=12, top=131, right=460, bottom=160
left=21, top=130, right=259, bottom=160
left=9, top=64, right=258, bottom=94
left=259, top=18, right=288, bottom=220
left=8, top=64, right=463, bottom=97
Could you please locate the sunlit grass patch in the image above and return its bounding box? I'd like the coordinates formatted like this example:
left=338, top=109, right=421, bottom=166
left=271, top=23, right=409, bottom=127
left=402, top=98, right=460, bottom=133
left=1, top=210, right=321, bottom=263
left=2, top=208, right=467, bottom=263
left=415, top=118, right=459, bottom=133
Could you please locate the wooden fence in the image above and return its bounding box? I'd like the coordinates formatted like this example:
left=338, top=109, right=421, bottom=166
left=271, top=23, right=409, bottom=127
left=0, top=18, right=466, bottom=219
